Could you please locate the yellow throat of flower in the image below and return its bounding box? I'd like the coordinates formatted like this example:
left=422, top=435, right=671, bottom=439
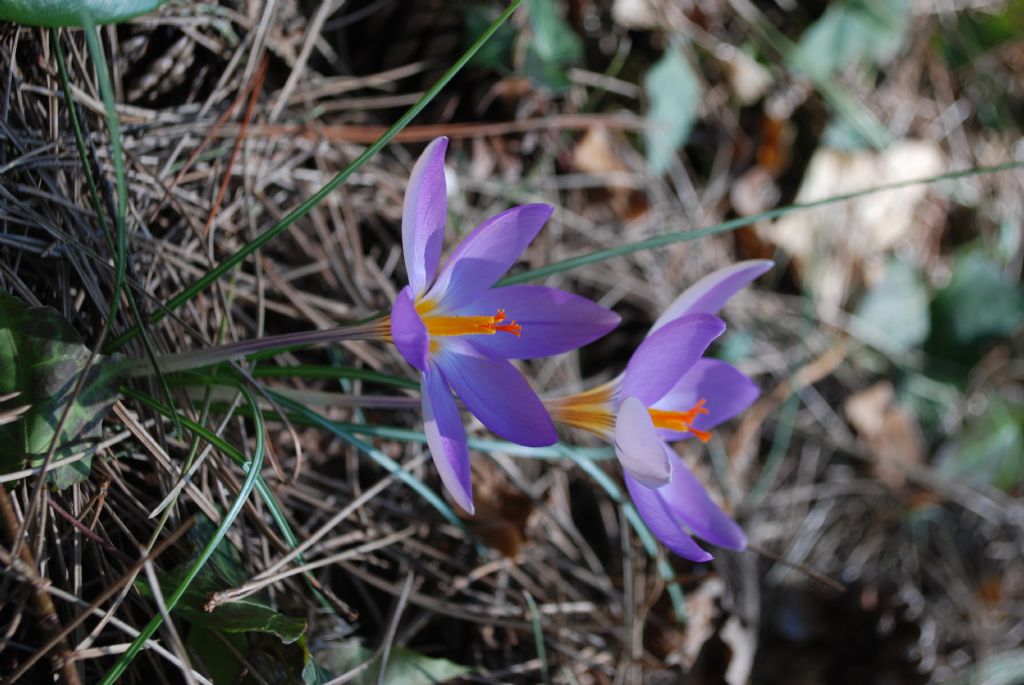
left=547, top=385, right=712, bottom=443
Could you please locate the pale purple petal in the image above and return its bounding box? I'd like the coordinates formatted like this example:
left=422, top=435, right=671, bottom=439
left=625, top=473, right=712, bottom=562
left=650, top=260, right=773, bottom=334
left=652, top=359, right=760, bottom=441
left=421, top=364, right=474, bottom=514
left=426, top=204, right=553, bottom=311
left=434, top=340, right=557, bottom=447
left=658, top=446, right=747, bottom=550
left=402, top=137, right=448, bottom=295
left=620, top=313, right=725, bottom=407
left=613, top=397, right=671, bottom=488
left=451, top=285, right=620, bottom=359
left=391, top=286, right=429, bottom=371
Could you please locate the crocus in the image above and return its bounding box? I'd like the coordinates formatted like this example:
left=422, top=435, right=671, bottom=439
left=389, top=137, right=620, bottom=514
left=546, top=260, right=772, bottom=561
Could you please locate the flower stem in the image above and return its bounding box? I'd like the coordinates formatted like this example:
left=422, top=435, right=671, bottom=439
left=131, top=318, right=390, bottom=377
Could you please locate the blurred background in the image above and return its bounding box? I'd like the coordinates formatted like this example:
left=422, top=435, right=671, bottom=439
left=1, top=0, right=1023, bottom=682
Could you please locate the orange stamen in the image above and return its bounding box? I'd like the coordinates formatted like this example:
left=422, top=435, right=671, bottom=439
left=648, top=399, right=712, bottom=443
left=421, top=307, right=522, bottom=338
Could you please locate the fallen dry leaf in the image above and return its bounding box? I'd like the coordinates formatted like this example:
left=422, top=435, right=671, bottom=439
left=844, top=381, right=925, bottom=489
left=757, top=141, right=945, bottom=313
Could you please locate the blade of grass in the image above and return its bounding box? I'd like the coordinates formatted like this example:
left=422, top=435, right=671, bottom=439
left=51, top=27, right=180, bottom=435
left=500, top=161, right=1024, bottom=285
left=99, top=384, right=266, bottom=684
left=80, top=18, right=126, bottom=327
left=120, top=387, right=306, bottom=570
left=523, top=591, right=551, bottom=685
left=103, top=0, right=525, bottom=353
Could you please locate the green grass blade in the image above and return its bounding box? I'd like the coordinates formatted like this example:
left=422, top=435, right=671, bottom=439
left=121, top=386, right=306, bottom=562
left=251, top=364, right=419, bottom=390
left=501, top=161, right=1024, bottom=285
left=53, top=27, right=180, bottom=435
left=99, top=384, right=266, bottom=684
left=104, top=0, right=524, bottom=353
left=80, top=19, right=126, bottom=327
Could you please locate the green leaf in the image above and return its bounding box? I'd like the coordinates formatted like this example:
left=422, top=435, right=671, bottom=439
left=937, top=398, right=1024, bottom=492
left=523, top=0, right=583, bottom=91
left=925, top=248, right=1024, bottom=372
left=0, top=0, right=164, bottom=26
left=855, top=259, right=930, bottom=350
left=188, top=626, right=247, bottom=685
left=139, top=529, right=307, bottom=645
left=789, top=0, right=910, bottom=80
left=464, top=4, right=517, bottom=71
left=644, top=44, right=701, bottom=174
left=0, top=292, right=121, bottom=477
left=318, top=640, right=471, bottom=685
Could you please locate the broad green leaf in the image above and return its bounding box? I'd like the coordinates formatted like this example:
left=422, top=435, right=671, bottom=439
left=931, top=250, right=1024, bottom=344
left=523, top=0, right=583, bottom=91
left=644, top=44, right=701, bottom=174
left=789, top=0, right=910, bottom=80
left=188, top=625, right=247, bottom=685
left=140, top=535, right=307, bottom=645
left=318, top=640, right=471, bottom=685
left=0, top=292, right=121, bottom=477
left=855, top=259, right=930, bottom=350
left=464, top=4, right=517, bottom=71
left=937, top=398, right=1024, bottom=492
left=0, top=0, right=164, bottom=26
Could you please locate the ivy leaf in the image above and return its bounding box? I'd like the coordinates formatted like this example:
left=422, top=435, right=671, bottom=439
left=855, top=259, right=930, bottom=350
left=523, top=0, right=583, bottom=91
left=789, top=0, right=910, bottom=80
left=0, top=292, right=121, bottom=479
left=644, top=44, right=701, bottom=174
left=0, top=0, right=164, bottom=26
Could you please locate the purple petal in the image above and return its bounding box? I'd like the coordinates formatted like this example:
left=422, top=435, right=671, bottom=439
left=650, top=260, right=773, bottom=334
left=421, top=364, right=474, bottom=514
left=653, top=359, right=760, bottom=441
left=620, top=313, right=726, bottom=406
left=450, top=285, right=620, bottom=359
left=391, top=286, right=429, bottom=371
left=403, top=137, right=448, bottom=295
left=658, top=446, right=747, bottom=550
left=434, top=340, right=557, bottom=447
left=426, top=204, right=553, bottom=312
left=614, top=397, right=671, bottom=488
left=624, top=473, right=712, bottom=562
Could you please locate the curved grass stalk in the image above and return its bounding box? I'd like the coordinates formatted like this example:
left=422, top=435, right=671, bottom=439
left=100, top=385, right=267, bottom=684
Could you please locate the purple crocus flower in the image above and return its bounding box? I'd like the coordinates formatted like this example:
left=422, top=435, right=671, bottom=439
left=546, top=260, right=772, bottom=561
left=388, top=137, right=620, bottom=514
